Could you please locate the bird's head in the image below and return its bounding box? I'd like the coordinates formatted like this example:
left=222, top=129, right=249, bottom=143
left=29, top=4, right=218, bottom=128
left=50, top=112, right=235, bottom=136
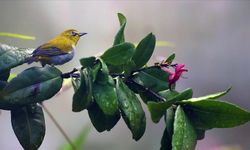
left=60, top=29, right=87, bottom=45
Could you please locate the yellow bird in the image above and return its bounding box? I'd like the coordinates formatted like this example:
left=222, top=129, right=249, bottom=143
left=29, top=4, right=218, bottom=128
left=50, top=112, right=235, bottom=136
left=27, top=29, right=87, bottom=66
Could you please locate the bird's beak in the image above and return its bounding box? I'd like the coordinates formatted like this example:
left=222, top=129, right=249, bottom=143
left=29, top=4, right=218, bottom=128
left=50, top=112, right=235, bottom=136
left=78, top=32, right=87, bottom=37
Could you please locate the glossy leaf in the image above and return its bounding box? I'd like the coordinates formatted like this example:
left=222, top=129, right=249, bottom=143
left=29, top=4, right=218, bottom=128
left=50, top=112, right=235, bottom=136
left=0, top=43, right=34, bottom=73
left=132, top=33, right=156, bottom=69
left=132, top=67, right=170, bottom=92
left=90, top=62, right=101, bottom=82
left=160, top=127, right=172, bottom=150
left=182, top=99, right=250, bottom=129
left=88, top=102, right=120, bottom=132
left=95, top=58, right=109, bottom=84
left=93, top=83, right=119, bottom=116
left=165, top=107, right=175, bottom=137
left=191, top=87, right=231, bottom=101
left=101, top=42, right=135, bottom=66
left=113, top=13, right=126, bottom=46
left=107, top=64, right=124, bottom=74
left=72, top=68, right=93, bottom=112
left=138, top=84, right=178, bottom=103
left=172, top=106, right=197, bottom=150
left=123, top=60, right=137, bottom=75
left=80, top=56, right=96, bottom=69
left=71, top=77, right=81, bottom=91
left=116, top=78, right=146, bottom=141
left=160, top=107, right=175, bottom=150
left=166, top=53, right=175, bottom=64
left=147, top=88, right=193, bottom=123
left=0, top=66, right=63, bottom=110
left=11, top=104, right=45, bottom=150
left=159, top=89, right=179, bottom=100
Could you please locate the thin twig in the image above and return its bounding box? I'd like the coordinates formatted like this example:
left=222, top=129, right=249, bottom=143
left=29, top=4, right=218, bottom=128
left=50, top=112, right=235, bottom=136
left=61, top=68, right=79, bottom=79
left=40, top=103, right=76, bottom=150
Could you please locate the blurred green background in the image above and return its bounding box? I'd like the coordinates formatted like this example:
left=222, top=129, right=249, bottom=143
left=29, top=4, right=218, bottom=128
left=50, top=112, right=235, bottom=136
left=0, top=1, right=250, bottom=150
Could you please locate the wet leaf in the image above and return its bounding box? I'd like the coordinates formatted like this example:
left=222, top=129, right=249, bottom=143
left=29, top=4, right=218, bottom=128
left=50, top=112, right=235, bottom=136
left=0, top=43, right=34, bottom=73
left=147, top=88, right=193, bottom=123
left=72, top=68, right=93, bottom=112
left=11, top=104, right=45, bottom=150
left=172, top=106, right=197, bottom=150
left=182, top=99, right=250, bottom=129
left=113, top=13, right=126, bottom=46
left=101, top=42, right=135, bottom=66
left=0, top=66, right=63, bottom=110
left=93, top=83, right=118, bottom=116
left=116, top=78, right=146, bottom=141
left=88, top=102, right=120, bottom=132
left=132, top=33, right=156, bottom=69
left=80, top=56, right=96, bottom=69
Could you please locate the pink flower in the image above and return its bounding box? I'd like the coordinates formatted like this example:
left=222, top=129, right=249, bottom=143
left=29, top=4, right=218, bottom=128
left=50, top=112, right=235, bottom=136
left=161, top=64, right=188, bottom=89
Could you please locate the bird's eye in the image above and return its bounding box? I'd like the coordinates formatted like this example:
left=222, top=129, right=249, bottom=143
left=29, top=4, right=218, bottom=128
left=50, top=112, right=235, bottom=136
left=70, top=31, right=77, bottom=36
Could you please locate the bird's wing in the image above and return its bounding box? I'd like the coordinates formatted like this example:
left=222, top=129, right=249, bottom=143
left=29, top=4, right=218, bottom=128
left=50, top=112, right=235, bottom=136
left=32, top=45, right=68, bottom=57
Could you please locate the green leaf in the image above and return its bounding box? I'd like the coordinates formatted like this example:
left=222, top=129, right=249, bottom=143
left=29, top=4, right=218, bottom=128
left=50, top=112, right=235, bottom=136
left=166, top=53, right=175, bottom=64
left=0, top=66, right=63, bottom=110
left=71, top=77, right=81, bottom=91
left=116, top=78, right=146, bottom=141
left=138, top=86, right=179, bottom=103
left=90, top=62, right=101, bottom=82
left=159, top=89, right=179, bottom=100
left=172, top=106, right=197, bottom=150
left=72, top=68, right=93, bottom=112
left=160, top=127, right=172, bottom=150
left=80, top=56, right=96, bottom=69
left=11, top=104, right=45, bottom=150
left=113, top=13, right=127, bottom=46
left=0, top=43, right=34, bottom=73
left=181, top=99, right=250, bottom=129
left=107, top=64, right=124, bottom=74
left=0, top=70, right=10, bottom=81
left=147, top=88, right=193, bottom=123
left=93, top=83, right=119, bottom=116
left=88, top=102, right=120, bottom=132
left=95, top=58, right=109, bottom=84
left=191, top=87, right=231, bottom=101
left=123, top=60, right=136, bottom=75
left=60, top=126, right=91, bottom=150
left=101, top=42, right=135, bottom=66
left=165, top=107, right=175, bottom=137
left=132, top=33, right=156, bottom=69
left=133, top=67, right=170, bottom=92
left=160, top=107, right=175, bottom=150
